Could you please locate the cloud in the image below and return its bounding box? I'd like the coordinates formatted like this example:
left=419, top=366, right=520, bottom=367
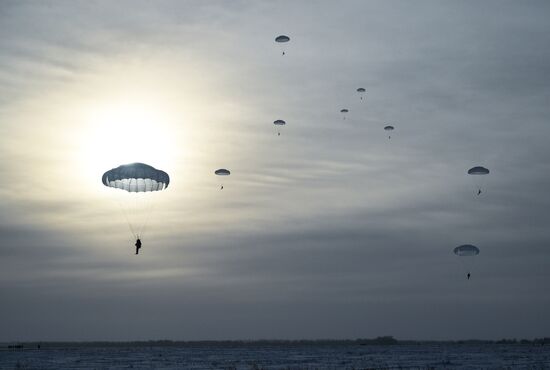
left=0, top=0, right=549, bottom=340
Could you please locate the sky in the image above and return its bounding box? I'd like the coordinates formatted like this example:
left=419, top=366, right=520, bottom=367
left=1, top=0, right=549, bottom=341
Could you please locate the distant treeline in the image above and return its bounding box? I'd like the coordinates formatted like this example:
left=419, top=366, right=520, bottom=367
left=2, top=336, right=549, bottom=349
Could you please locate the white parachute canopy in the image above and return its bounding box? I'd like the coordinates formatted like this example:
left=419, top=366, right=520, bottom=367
left=102, top=162, right=169, bottom=239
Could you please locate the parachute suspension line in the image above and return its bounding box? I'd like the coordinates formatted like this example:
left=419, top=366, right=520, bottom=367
left=137, top=193, right=156, bottom=240
left=117, top=197, right=137, bottom=240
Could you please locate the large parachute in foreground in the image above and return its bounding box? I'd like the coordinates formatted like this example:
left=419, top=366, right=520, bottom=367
left=102, top=162, right=170, bottom=244
left=102, top=163, right=169, bottom=192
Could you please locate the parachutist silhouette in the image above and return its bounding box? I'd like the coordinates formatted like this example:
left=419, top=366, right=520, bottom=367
left=221, top=185, right=224, bottom=190
left=135, top=238, right=142, bottom=255
left=282, top=51, right=285, bottom=56
left=467, top=272, right=471, bottom=280
left=477, top=189, right=482, bottom=195
left=278, top=132, right=280, bottom=136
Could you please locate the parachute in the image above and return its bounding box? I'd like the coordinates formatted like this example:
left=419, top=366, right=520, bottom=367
left=468, top=166, right=489, bottom=175
left=453, top=244, right=480, bottom=256
left=467, top=166, right=490, bottom=195
left=356, top=87, right=366, bottom=100
left=273, top=119, right=286, bottom=136
left=215, top=168, right=231, bottom=189
left=340, top=109, right=349, bottom=120
left=384, top=125, right=394, bottom=139
left=215, top=169, right=231, bottom=176
left=275, top=35, right=290, bottom=55
left=102, top=163, right=169, bottom=192
left=102, top=162, right=169, bottom=244
left=454, top=244, right=480, bottom=279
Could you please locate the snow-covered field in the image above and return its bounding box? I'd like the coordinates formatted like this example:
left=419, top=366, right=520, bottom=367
left=1, top=344, right=549, bottom=369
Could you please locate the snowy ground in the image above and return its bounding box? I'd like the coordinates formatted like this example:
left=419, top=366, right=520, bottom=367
left=1, top=344, right=549, bottom=369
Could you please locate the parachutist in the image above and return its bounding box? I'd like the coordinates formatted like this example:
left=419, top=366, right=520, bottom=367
left=135, top=238, right=142, bottom=255
left=221, top=185, right=224, bottom=190
left=278, top=132, right=280, bottom=136
left=282, top=51, right=285, bottom=56
left=477, top=189, right=482, bottom=195
left=467, top=272, right=471, bottom=280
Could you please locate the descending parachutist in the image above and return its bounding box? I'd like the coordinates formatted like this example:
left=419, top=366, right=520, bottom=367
left=135, top=238, right=142, bottom=255
left=477, top=189, right=482, bottom=195
left=467, top=272, right=471, bottom=280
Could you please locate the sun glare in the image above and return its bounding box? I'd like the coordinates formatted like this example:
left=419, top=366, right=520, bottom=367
left=77, top=99, right=179, bottom=194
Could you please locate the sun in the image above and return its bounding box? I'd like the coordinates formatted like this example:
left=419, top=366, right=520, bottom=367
left=76, top=97, right=179, bottom=194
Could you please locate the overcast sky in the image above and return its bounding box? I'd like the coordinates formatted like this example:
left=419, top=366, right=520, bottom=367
left=1, top=0, right=549, bottom=341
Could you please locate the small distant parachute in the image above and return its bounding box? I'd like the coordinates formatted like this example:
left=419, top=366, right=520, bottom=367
left=468, top=166, right=490, bottom=175
left=275, top=35, right=290, bottom=55
left=356, top=87, right=366, bottom=100
left=273, top=119, right=286, bottom=136
left=454, top=244, right=480, bottom=256
left=384, top=125, right=394, bottom=139
left=215, top=168, right=231, bottom=190
left=340, top=109, right=349, bottom=120
left=454, top=244, right=480, bottom=279
left=102, top=162, right=169, bottom=242
left=467, top=166, right=490, bottom=195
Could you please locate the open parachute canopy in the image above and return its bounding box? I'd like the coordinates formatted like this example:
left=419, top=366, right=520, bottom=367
left=356, top=88, right=366, bottom=93
left=340, top=109, right=349, bottom=113
left=468, top=166, right=490, bottom=175
left=273, top=119, right=286, bottom=126
left=275, top=35, right=290, bottom=43
left=384, top=125, right=394, bottom=131
left=453, top=244, right=480, bottom=256
left=215, top=169, right=231, bottom=176
left=102, top=163, right=169, bottom=193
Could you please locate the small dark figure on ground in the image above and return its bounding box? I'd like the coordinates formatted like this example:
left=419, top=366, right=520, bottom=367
left=467, top=272, right=471, bottom=280
left=135, top=238, right=142, bottom=255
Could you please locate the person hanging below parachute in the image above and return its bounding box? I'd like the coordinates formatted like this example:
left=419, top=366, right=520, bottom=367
left=467, top=166, right=490, bottom=195
left=135, top=238, right=142, bottom=255
left=273, top=119, right=286, bottom=136
left=275, top=35, right=290, bottom=55
left=356, top=87, right=366, bottom=100
left=215, top=168, right=231, bottom=189
left=453, top=244, right=480, bottom=280
left=384, top=125, right=394, bottom=139
left=102, top=162, right=170, bottom=255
